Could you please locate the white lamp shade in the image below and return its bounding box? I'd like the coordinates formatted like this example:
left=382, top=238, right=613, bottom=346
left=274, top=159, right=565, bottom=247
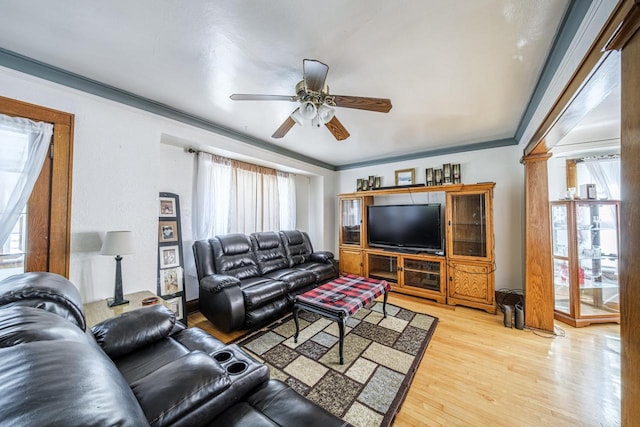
left=299, top=101, right=317, bottom=120
left=290, top=108, right=305, bottom=126
left=317, top=104, right=335, bottom=124
left=101, top=231, right=134, bottom=255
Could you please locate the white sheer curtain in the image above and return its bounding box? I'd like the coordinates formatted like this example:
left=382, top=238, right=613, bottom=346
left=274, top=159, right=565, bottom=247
left=194, top=153, right=232, bottom=239
left=194, top=152, right=296, bottom=239
left=277, top=171, right=296, bottom=230
left=579, top=157, right=620, bottom=199
left=0, top=114, right=53, bottom=248
left=230, top=167, right=280, bottom=233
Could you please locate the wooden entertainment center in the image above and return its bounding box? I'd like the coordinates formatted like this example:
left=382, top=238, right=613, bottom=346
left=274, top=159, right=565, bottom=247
left=338, top=182, right=496, bottom=313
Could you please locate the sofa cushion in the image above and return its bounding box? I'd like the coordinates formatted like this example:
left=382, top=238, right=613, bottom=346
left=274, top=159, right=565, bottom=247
left=212, top=234, right=261, bottom=279
left=0, top=272, right=87, bottom=331
left=279, top=230, right=313, bottom=266
left=92, top=305, right=176, bottom=359
left=240, top=277, right=288, bottom=310
left=131, top=351, right=231, bottom=427
left=293, top=261, right=338, bottom=283
left=0, top=306, right=92, bottom=347
left=0, top=307, right=149, bottom=426
left=251, top=231, right=290, bottom=274
left=263, top=268, right=317, bottom=292
left=115, top=338, right=191, bottom=384
left=214, top=380, right=352, bottom=427
left=170, top=326, right=228, bottom=355
left=244, top=299, right=289, bottom=329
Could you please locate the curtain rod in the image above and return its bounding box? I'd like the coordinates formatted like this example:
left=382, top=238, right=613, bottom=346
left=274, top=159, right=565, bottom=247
left=186, top=147, right=292, bottom=176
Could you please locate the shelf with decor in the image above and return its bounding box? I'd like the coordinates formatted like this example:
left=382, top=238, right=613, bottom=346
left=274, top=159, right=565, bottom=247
left=338, top=182, right=495, bottom=313
left=550, top=199, right=620, bottom=327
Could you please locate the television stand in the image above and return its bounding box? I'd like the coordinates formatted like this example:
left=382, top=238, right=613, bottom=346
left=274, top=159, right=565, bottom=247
left=365, top=249, right=446, bottom=304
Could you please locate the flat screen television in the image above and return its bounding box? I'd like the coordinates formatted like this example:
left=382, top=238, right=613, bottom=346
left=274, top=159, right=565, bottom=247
left=367, top=204, right=443, bottom=253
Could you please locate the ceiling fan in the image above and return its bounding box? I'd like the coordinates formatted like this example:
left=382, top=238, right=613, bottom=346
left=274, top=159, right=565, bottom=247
left=230, top=59, right=392, bottom=141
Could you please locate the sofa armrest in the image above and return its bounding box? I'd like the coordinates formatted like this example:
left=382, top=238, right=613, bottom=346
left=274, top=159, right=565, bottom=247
left=92, top=304, right=176, bottom=359
left=131, top=351, right=231, bottom=427
left=310, top=251, right=334, bottom=263
left=200, top=274, right=241, bottom=293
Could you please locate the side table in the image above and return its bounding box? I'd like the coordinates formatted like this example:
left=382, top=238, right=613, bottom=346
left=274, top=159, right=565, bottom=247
left=83, top=291, right=167, bottom=328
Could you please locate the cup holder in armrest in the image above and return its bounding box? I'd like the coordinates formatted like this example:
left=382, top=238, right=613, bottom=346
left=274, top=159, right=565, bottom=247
left=226, top=361, right=248, bottom=375
left=212, top=350, right=233, bottom=363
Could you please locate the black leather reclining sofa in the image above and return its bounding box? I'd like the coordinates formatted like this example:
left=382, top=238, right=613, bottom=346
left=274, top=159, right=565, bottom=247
left=193, top=230, right=338, bottom=332
left=0, top=272, right=349, bottom=427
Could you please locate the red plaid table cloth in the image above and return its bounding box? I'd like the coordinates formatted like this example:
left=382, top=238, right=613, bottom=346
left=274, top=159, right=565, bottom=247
left=296, top=274, right=390, bottom=317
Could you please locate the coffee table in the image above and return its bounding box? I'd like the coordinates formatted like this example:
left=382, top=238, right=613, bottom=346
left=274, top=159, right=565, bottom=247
left=293, top=274, right=390, bottom=364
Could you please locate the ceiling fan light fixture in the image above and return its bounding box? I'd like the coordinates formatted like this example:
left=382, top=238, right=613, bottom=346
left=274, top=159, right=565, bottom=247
left=290, top=108, right=305, bottom=126
left=299, top=101, right=317, bottom=120
left=317, top=104, right=335, bottom=124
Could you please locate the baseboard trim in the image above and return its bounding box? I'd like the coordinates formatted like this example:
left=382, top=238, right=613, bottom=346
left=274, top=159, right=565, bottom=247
left=186, top=299, right=199, bottom=315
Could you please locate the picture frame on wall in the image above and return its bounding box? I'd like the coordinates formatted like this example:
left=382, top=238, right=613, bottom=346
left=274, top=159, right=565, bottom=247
left=159, top=221, right=178, bottom=242
left=159, top=196, right=176, bottom=217
left=160, top=267, right=183, bottom=295
left=159, top=245, right=180, bottom=268
left=165, top=296, right=183, bottom=320
left=395, top=168, right=415, bottom=186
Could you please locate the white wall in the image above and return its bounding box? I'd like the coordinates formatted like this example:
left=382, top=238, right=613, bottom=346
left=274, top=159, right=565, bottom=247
left=548, top=155, right=568, bottom=201
left=337, top=145, right=525, bottom=290
left=0, top=66, right=336, bottom=303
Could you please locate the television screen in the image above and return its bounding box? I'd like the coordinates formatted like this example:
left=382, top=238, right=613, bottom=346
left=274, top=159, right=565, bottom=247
left=367, top=204, right=442, bottom=252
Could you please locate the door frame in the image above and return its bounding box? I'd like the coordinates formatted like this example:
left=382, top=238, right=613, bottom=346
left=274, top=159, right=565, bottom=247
left=0, top=96, right=74, bottom=277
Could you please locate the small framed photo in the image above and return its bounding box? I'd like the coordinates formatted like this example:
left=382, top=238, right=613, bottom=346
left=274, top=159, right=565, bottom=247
left=159, top=221, right=178, bottom=242
left=165, top=297, right=183, bottom=320
left=159, top=245, right=180, bottom=268
left=160, top=267, right=183, bottom=295
left=159, top=196, right=176, bottom=217
left=395, top=168, right=415, bottom=186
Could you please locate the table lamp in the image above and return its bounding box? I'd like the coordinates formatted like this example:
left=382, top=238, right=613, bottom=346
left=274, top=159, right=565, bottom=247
left=101, top=230, right=134, bottom=307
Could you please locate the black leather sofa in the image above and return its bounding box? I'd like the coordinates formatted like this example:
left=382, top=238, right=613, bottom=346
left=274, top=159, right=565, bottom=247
left=0, top=272, right=349, bottom=427
left=193, top=230, right=338, bottom=332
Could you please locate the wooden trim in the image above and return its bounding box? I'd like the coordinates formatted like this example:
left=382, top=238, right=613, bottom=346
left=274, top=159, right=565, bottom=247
left=337, top=182, right=495, bottom=198
left=566, top=159, right=578, bottom=189
left=522, top=154, right=554, bottom=332
left=604, top=0, right=640, bottom=51
left=524, top=0, right=637, bottom=155
left=0, top=96, right=74, bottom=277
left=619, top=16, right=640, bottom=424
left=185, top=298, right=200, bottom=315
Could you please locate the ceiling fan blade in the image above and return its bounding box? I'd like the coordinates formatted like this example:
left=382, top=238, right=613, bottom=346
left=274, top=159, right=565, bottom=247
left=325, top=116, right=350, bottom=141
left=332, top=95, right=392, bottom=113
left=303, top=59, right=329, bottom=93
left=230, top=94, right=297, bottom=101
left=272, top=116, right=296, bottom=139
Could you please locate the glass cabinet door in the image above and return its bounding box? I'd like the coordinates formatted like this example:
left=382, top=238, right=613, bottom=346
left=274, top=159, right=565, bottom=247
left=403, top=258, right=441, bottom=292
left=575, top=202, right=619, bottom=318
left=367, top=253, right=398, bottom=283
left=449, top=193, right=487, bottom=258
left=340, top=198, right=362, bottom=246
left=552, top=202, right=570, bottom=314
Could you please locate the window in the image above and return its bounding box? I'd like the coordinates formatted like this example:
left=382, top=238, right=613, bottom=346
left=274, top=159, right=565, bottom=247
left=194, top=152, right=296, bottom=239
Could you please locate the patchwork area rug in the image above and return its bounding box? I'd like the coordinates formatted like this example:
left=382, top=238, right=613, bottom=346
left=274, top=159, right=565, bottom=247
left=235, top=301, right=438, bottom=427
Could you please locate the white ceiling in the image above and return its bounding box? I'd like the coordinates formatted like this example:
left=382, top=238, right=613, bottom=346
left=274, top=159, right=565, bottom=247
left=0, top=0, right=571, bottom=168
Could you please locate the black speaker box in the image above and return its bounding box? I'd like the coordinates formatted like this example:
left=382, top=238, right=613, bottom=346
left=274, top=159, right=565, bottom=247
left=503, top=305, right=513, bottom=328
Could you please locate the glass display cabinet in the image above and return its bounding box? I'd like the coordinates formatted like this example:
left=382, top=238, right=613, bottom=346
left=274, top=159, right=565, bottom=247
left=446, top=187, right=496, bottom=313
left=338, top=195, right=372, bottom=276
left=551, top=200, right=620, bottom=327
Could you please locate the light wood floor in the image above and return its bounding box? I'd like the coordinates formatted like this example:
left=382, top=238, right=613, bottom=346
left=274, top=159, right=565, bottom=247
left=189, top=293, right=621, bottom=426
